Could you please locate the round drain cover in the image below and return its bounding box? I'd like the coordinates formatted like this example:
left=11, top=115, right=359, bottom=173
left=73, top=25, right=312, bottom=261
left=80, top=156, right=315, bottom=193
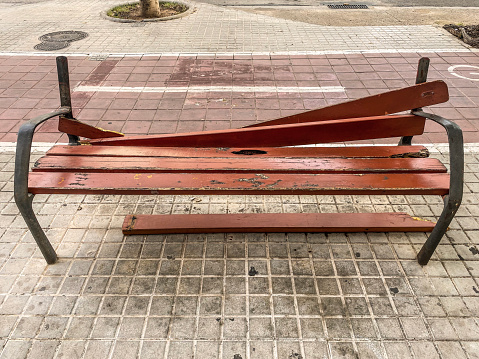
left=34, top=41, right=70, bottom=51
left=39, top=30, right=88, bottom=42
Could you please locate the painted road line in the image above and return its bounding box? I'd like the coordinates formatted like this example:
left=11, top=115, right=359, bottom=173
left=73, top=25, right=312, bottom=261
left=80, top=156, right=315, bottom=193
left=448, top=65, right=479, bottom=81
left=74, top=86, right=345, bottom=93
left=0, top=48, right=474, bottom=57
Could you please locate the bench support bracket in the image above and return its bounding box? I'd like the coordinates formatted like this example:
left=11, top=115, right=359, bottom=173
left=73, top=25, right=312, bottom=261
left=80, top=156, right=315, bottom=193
left=14, top=108, right=71, bottom=264
left=413, top=110, right=464, bottom=265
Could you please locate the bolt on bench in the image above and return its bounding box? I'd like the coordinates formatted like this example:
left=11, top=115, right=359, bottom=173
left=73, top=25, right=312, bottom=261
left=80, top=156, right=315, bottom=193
left=15, top=57, right=463, bottom=266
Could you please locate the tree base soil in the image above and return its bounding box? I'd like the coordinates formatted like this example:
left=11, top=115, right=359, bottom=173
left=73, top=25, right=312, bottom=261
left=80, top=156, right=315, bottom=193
left=444, top=24, right=479, bottom=48
left=108, top=2, right=187, bottom=20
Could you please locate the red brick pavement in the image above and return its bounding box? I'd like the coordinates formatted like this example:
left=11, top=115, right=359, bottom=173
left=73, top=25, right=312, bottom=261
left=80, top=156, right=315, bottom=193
left=0, top=52, right=478, bottom=144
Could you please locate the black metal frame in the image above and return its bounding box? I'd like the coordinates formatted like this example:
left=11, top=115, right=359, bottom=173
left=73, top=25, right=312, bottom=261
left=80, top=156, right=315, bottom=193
left=14, top=56, right=78, bottom=264
left=413, top=110, right=464, bottom=265
left=399, top=57, right=430, bottom=146
left=398, top=57, right=464, bottom=264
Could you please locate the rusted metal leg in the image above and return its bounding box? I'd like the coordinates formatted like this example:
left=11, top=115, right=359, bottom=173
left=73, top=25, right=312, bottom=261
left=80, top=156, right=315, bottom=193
left=414, top=110, right=463, bottom=265
left=399, top=57, right=430, bottom=147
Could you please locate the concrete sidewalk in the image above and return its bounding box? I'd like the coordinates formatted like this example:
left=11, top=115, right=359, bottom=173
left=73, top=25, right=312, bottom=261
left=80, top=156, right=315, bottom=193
left=0, top=0, right=471, bottom=54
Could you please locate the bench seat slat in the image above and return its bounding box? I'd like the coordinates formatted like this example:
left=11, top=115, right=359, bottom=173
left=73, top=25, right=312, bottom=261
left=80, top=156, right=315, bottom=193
left=28, top=172, right=449, bottom=195
left=123, top=213, right=436, bottom=234
left=46, top=145, right=430, bottom=159
left=33, top=156, right=447, bottom=174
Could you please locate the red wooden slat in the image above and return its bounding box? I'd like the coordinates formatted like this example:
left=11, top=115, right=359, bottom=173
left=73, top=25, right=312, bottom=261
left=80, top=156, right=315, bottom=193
left=33, top=156, right=447, bottom=174
left=58, top=117, right=124, bottom=139
left=86, top=115, right=426, bottom=147
left=28, top=172, right=449, bottom=195
left=122, top=213, right=436, bottom=234
left=46, top=145, right=430, bottom=159
left=244, top=80, right=449, bottom=127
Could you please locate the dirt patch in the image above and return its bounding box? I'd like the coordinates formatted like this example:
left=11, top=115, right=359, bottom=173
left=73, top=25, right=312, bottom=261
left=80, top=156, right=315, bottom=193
left=444, top=24, right=479, bottom=48
left=107, top=2, right=188, bottom=20
left=237, top=7, right=479, bottom=27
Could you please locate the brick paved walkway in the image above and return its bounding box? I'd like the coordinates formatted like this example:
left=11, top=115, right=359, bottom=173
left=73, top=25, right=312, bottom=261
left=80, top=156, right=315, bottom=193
left=1, top=51, right=478, bottom=144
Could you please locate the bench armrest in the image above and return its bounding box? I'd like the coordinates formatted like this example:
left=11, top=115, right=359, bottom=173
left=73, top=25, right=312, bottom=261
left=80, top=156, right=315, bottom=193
left=412, top=110, right=464, bottom=206
left=14, top=107, right=72, bottom=201
left=13, top=107, right=72, bottom=264
left=412, top=110, right=464, bottom=265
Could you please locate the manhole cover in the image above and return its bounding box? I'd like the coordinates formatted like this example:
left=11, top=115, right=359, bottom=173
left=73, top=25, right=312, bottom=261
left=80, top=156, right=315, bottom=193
left=327, top=4, right=369, bottom=9
left=34, top=41, right=70, bottom=51
left=39, top=30, right=88, bottom=43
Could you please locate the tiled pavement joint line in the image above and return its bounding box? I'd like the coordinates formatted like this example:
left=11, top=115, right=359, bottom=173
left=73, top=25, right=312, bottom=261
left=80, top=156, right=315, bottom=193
left=327, top=237, right=358, bottom=354
left=163, top=240, right=187, bottom=358
left=347, top=236, right=387, bottom=357
left=286, top=238, right=306, bottom=358
left=193, top=232, right=208, bottom=358
left=73, top=85, right=346, bottom=93
left=137, top=235, right=167, bottom=358
left=264, top=236, right=279, bottom=359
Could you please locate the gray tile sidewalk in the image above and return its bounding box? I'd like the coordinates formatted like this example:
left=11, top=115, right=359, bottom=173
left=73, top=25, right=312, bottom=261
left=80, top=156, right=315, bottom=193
left=0, top=0, right=470, bottom=54
left=0, top=147, right=478, bottom=358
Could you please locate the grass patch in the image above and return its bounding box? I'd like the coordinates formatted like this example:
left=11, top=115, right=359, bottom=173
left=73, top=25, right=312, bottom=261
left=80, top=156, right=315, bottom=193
left=107, top=3, right=138, bottom=18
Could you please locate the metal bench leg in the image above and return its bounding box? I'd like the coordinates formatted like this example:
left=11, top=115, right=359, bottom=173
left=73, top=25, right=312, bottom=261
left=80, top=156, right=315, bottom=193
left=14, top=111, right=70, bottom=264
left=15, top=192, right=57, bottom=264
left=399, top=57, right=430, bottom=147
left=417, top=195, right=461, bottom=265
left=413, top=110, right=464, bottom=265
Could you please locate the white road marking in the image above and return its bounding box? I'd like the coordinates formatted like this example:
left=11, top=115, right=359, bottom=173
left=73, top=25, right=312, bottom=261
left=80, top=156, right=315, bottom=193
left=0, top=49, right=473, bottom=58
left=74, top=85, right=345, bottom=93
left=448, top=65, right=479, bottom=81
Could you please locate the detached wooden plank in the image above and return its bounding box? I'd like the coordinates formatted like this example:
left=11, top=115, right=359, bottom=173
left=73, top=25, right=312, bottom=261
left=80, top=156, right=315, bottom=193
left=33, top=156, right=447, bottom=174
left=86, top=115, right=426, bottom=148
left=46, top=145, right=430, bottom=159
left=245, top=80, right=449, bottom=127
left=58, top=117, right=124, bottom=139
left=28, top=172, right=449, bottom=195
left=122, top=213, right=436, bottom=234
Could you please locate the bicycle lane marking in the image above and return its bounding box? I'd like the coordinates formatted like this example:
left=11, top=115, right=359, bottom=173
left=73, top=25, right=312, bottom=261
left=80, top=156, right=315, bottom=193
left=448, top=65, right=479, bottom=81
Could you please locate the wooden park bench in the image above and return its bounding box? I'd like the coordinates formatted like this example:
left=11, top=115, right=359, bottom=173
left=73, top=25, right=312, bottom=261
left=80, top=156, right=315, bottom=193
left=14, top=57, right=463, bottom=266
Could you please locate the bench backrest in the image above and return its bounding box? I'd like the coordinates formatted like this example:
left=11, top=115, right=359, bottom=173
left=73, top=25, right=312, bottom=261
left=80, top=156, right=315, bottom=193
left=86, top=114, right=426, bottom=147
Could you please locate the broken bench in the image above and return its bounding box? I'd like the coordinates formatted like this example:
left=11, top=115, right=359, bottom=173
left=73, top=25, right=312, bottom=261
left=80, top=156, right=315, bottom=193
left=14, top=57, right=464, bottom=266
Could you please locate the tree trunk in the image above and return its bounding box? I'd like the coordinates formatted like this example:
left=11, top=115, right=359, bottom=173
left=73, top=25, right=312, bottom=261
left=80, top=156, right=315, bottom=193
left=141, top=0, right=160, bottom=17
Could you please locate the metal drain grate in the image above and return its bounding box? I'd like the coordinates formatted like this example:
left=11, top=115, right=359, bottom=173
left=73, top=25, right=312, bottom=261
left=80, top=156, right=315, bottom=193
left=34, top=41, right=70, bottom=51
left=34, top=30, right=88, bottom=51
left=328, top=4, right=369, bottom=9
left=39, top=30, right=89, bottom=42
